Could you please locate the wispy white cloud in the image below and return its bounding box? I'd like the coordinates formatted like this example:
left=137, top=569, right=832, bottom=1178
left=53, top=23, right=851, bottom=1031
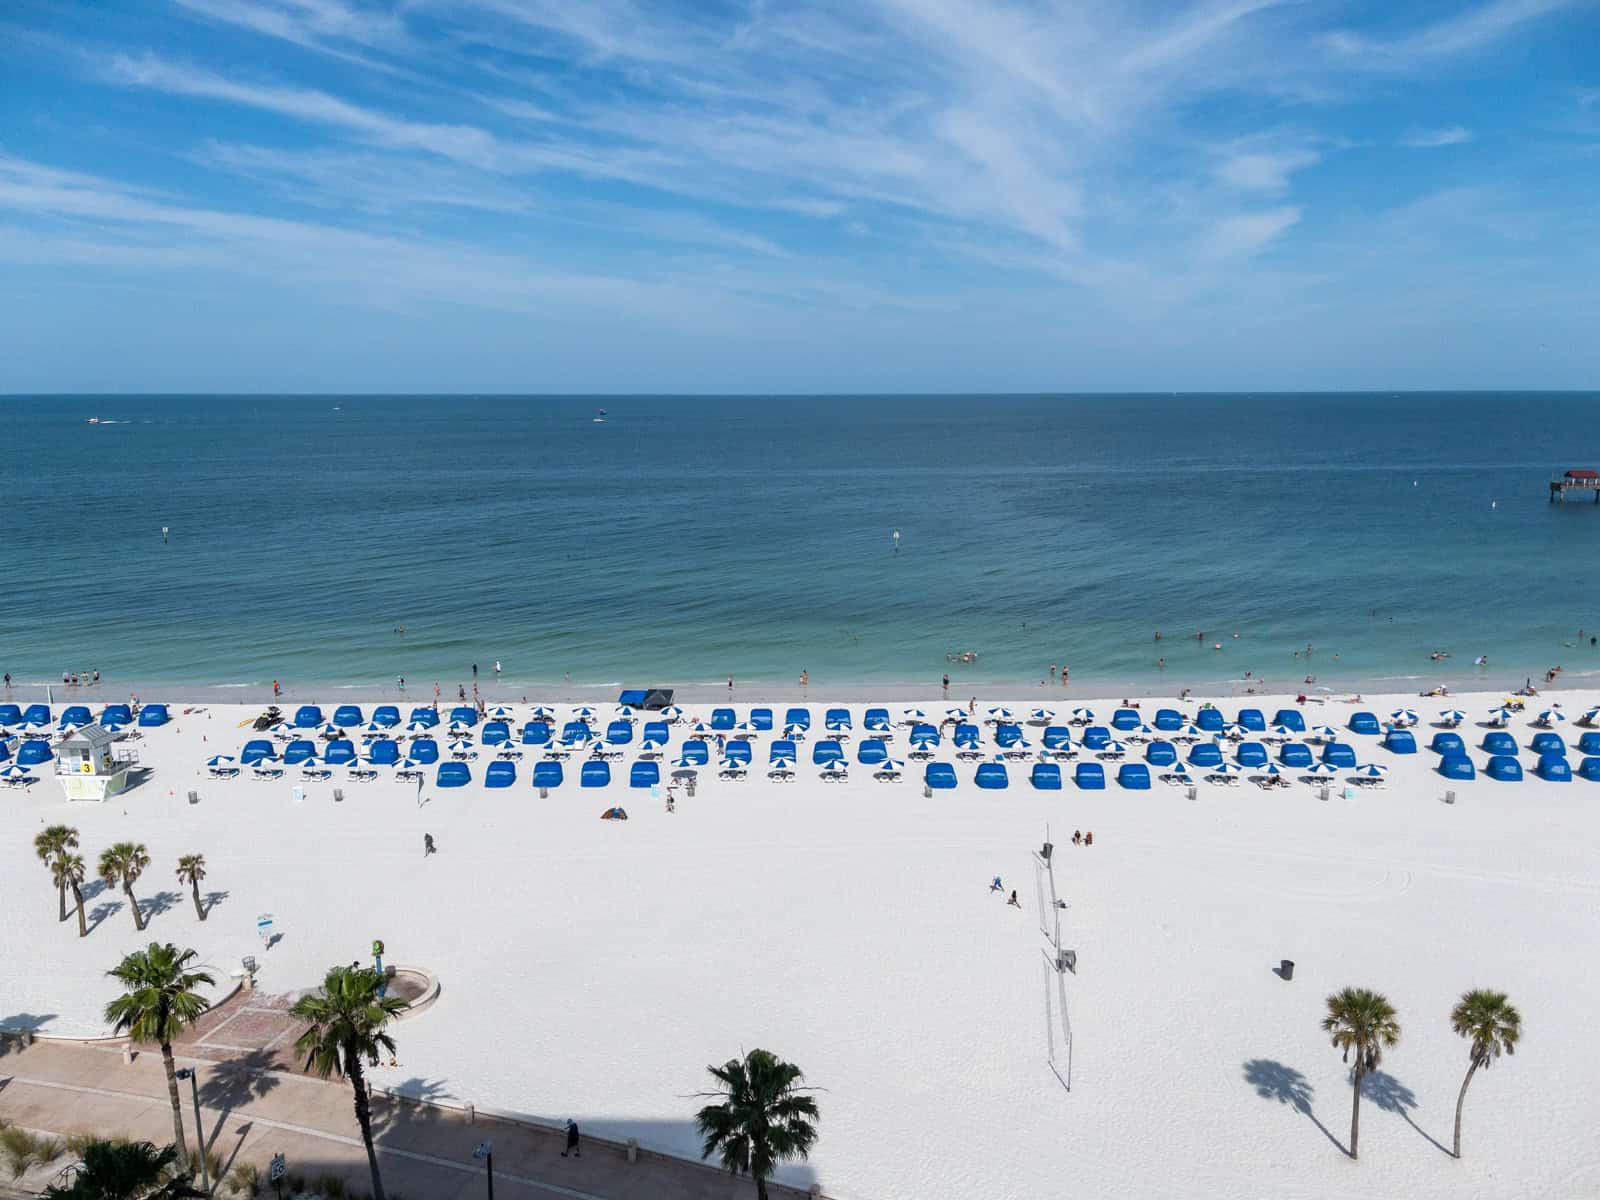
left=1214, top=147, right=1321, bottom=192
left=1324, top=0, right=1575, bottom=61
left=1402, top=125, right=1474, bottom=147
left=1196, top=207, right=1301, bottom=261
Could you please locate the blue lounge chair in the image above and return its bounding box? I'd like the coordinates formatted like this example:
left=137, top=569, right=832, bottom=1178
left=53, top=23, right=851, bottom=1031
left=1484, top=755, right=1522, bottom=782
left=1383, top=730, right=1417, bottom=754
left=324, top=739, right=356, bottom=765
left=410, top=738, right=439, bottom=764
left=1081, top=726, right=1111, bottom=750
left=1236, top=708, right=1267, bottom=732
left=581, top=760, right=611, bottom=788
left=1074, top=761, right=1105, bottom=789
left=1279, top=743, right=1313, bottom=768
left=1031, top=762, right=1062, bottom=790
left=482, top=721, right=511, bottom=746
left=1117, top=762, right=1151, bottom=789
left=630, top=760, right=660, bottom=788
left=975, top=762, right=1009, bottom=789
left=1153, top=708, right=1184, bottom=731
left=436, top=762, right=471, bottom=788
left=372, top=706, right=400, bottom=728
left=605, top=720, right=634, bottom=746
left=1439, top=754, right=1475, bottom=780
left=333, top=705, right=364, bottom=728
left=241, top=739, right=276, bottom=765
left=711, top=708, right=736, bottom=731
left=293, top=705, right=323, bottom=729
left=283, top=739, right=317, bottom=765
left=1349, top=712, right=1380, bottom=736
left=857, top=738, right=888, bottom=765
left=1145, top=740, right=1177, bottom=767
left=1321, top=742, right=1357, bottom=768
left=137, top=703, right=170, bottom=727
left=485, top=761, right=516, bottom=788
left=925, top=762, right=958, bottom=789
left=1272, top=709, right=1306, bottom=732
left=1430, top=732, right=1466, bottom=755
left=532, top=760, right=564, bottom=789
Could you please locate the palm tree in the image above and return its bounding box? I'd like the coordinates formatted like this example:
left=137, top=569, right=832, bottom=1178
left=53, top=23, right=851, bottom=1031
left=1322, top=987, right=1401, bottom=1160
left=174, top=855, right=207, bottom=922
left=35, top=824, right=80, bottom=922
left=55, top=853, right=88, bottom=938
left=99, top=842, right=152, bottom=931
left=290, top=965, right=408, bottom=1200
left=694, top=1048, right=820, bottom=1200
left=43, top=1139, right=204, bottom=1199
left=1450, top=988, right=1521, bottom=1158
left=104, top=944, right=215, bottom=1170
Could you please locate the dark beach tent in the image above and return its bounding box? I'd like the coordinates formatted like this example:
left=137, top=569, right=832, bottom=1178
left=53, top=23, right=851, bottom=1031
left=679, top=740, right=710, bottom=765
left=1111, top=708, right=1141, bottom=731
left=1578, top=756, right=1600, bottom=782
left=368, top=739, right=400, bottom=765
left=925, top=762, right=958, bottom=789
left=1481, top=731, right=1517, bottom=756
left=1279, top=742, right=1313, bottom=768
left=750, top=708, right=774, bottom=731
left=410, top=738, right=440, bottom=764
left=1235, top=708, right=1267, bottom=732
left=1118, top=762, right=1152, bottom=789
left=711, top=708, right=736, bottom=731
left=1081, top=726, right=1111, bottom=750
left=1236, top=742, right=1268, bottom=768
left=812, top=739, right=845, bottom=766
left=0, top=704, right=20, bottom=725
left=532, top=760, right=564, bottom=789
left=864, top=708, right=891, bottom=731
left=1195, top=708, right=1224, bottom=732
left=482, top=721, right=511, bottom=746
left=1530, top=732, right=1566, bottom=756
left=1485, top=755, right=1523, bottom=782
left=581, top=760, right=611, bottom=788
left=1188, top=743, right=1223, bottom=769
left=1348, top=712, right=1380, bottom=735
left=1042, top=726, right=1072, bottom=750
left=449, top=706, right=478, bottom=727
left=725, top=739, right=753, bottom=765
left=857, top=738, right=888, bottom=765
left=1074, top=761, right=1106, bottom=790
left=1321, top=742, right=1357, bottom=768
left=604, top=720, right=633, bottom=746
left=769, top=739, right=797, bottom=763
left=642, top=720, right=670, bottom=745
left=630, top=760, right=660, bottom=788
left=408, top=707, right=439, bottom=727
left=283, top=739, right=317, bottom=765
left=1145, top=740, right=1177, bottom=767
left=240, top=739, right=276, bottom=765
left=436, top=762, right=471, bottom=788
left=1431, top=732, right=1466, bottom=755
left=975, top=762, right=1010, bottom=789
left=1439, top=754, right=1475, bottom=780
left=825, top=708, right=852, bottom=731
left=785, top=708, right=811, bottom=731
left=333, top=705, right=364, bottom=728
left=521, top=721, right=551, bottom=746
left=954, top=723, right=981, bottom=748
left=995, top=724, right=1023, bottom=749
left=1579, top=732, right=1600, bottom=756
left=1382, top=730, right=1418, bottom=755
left=324, top=739, right=356, bottom=766
left=1154, top=708, right=1184, bottom=731
left=21, top=704, right=51, bottom=726
left=485, top=761, right=516, bottom=788
left=1031, top=762, right=1063, bottom=790
left=100, top=704, right=133, bottom=727
left=17, top=740, right=52, bottom=766
left=60, top=705, right=92, bottom=728
left=1272, top=709, right=1306, bottom=732
left=293, top=705, right=323, bottom=729
left=372, top=706, right=400, bottom=728
left=1536, top=753, right=1571, bottom=782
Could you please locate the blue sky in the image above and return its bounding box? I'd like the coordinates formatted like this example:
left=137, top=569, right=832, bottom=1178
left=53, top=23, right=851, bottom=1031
left=1, top=0, right=1596, bottom=392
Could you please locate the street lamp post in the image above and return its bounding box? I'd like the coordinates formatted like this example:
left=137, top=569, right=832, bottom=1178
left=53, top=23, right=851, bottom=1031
left=473, top=1139, right=493, bottom=1200
left=174, top=1067, right=210, bottom=1195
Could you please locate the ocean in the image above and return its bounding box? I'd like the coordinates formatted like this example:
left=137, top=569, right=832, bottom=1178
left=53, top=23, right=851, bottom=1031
left=6, top=392, right=1599, bottom=701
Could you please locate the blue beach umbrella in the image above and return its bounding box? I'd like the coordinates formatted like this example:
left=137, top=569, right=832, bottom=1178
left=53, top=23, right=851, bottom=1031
left=1389, top=708, right=1418, bottom=725
left=1355, top=763, right=1388, bottom=777
left=659, top=705, right=684, bottom=719
left=1438, top=709, right=1465, bottom=725
left=205, top=754, right=235, bottom=766
left=1256, top=763, right=1283, bottom=776
left=1538, top=708, right=1566, bottom=725
left=902, top=708, right=927, bottom=720
left=1312, top=724, right=1338, bottom=740
left=1102, top=740, right=1125, bottom=754
left=530, top=706, right=554, bottom=718
left=988, top=706, right=1014, bottom=719
left=1304, top=762, right=1339, bottom=776
left=573, top=706, right=596, bottom=718
left=1270, top=724, right=1295, bottom=737
left=1210, top=762, right=1244, bottom=776
left=769, top=756, right=796, bottom=770
left=1030, top=708, right=1055, bottom=721
left=1070, top=707, right=1095, bottom=721
left=944, top=707, right=967, bottom=718
left=0, top=765, right=35, bottom=779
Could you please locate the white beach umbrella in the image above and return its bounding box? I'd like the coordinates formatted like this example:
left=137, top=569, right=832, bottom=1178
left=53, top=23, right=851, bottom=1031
left=1070, top=707, right=1095, bottom=720
left=1270, top=724, right=1295, bottom=737
left=1438, top=709, right=1465, bottom=724
left=1166, top=762, right=1191, bottom=777
left=902, top=708, right=927, bottom=720
left=0, top=765, right=35, bottom=779
left=718, top=757, right=747, bottom=771
left=1103, top=740, right=1126, bottom=754
left=206, top=754, right=235, bottom=766
left=299, top=756, right=323, bottom=770
left=573, top=706, right=596, bottom=718
left=614, top=705, right=635, bottom=717
left=448, top=739, right=474, bottom=751
left=769, top=755, right=796, bottom=770
left=988, top=706, right=1014, bottom=718
left=400, top=758, right=421, bottom=769
left=659, top=705, right=683, bottom=719
left=1256, top=763, right=1283, bottom=776
left=690, top=721, right=711, bottom=735
left=322, top=723, right=342, bottom=736
left=1304, top=762, right=1338, bottom=776
left=1538, top=708, right=1567, bottom=724
left=1312, top=724, right=1338, bottom=740
left=1354, top=763, right=1388, bottom=778
left=1132, top=723, right=1155, bottom=735
left=945, top=707, right=967, bottom=718
left=1390, top=708, right=1418, bottom=725
left=490, top=706, right=515, bottom=718
left=819, top=761, right=848, bottom=776
left=878, top=758, right=906, bottom=773
left=1030, top=708, right=1056, bottom=720
left=783, top=723, right=807, bottom=737
left=641, top=739, right=662, bottom=752
left=1209, top=762, right=1244, bottom=776
left=1182, top=724, right=1204, bottom=737
left=530, top=705, right=554, bottom=717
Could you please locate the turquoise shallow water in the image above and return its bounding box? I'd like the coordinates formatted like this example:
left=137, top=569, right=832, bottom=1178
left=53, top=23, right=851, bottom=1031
left=6, top=392, right=1600, bottom=699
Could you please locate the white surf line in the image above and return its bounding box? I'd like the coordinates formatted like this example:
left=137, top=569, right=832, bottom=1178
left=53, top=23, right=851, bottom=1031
left=0, top=1075, right=608, bottom=1200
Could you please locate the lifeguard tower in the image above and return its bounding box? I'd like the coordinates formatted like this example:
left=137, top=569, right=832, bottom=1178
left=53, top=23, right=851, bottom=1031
left=55, top=722, right=134, bottom=801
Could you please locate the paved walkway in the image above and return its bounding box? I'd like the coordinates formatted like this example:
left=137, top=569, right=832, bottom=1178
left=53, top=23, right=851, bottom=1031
left=0, top=1039, right=815, bottom=1199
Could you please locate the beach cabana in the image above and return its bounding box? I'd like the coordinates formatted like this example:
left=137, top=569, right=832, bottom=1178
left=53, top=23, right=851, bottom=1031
left=410, top=738, right=440, bottom=764
left=1074, top=761, right=1105, bottom=790
left=324, top=739, right=357, bottom=766
left=812, top=739, right=845, bottom=766
left=1111, top=708, right=1141, bottom=731
left=1187, top=743, right=1223, bottom=769
left=1348, top=712, right=1381, bottom=736
left=449, top=706, right=478, bottom=727
left=1279, top=743, right=1313, bottom=768
left=292, top=705, right=323, bottom=729
left=21, top=704, right=51, bottom=727
left=368, top=739, right=400, bottom=766
left=1235, top=742, right=1268, bottom=768
left=521, top=722, right=551, bottom=746
left=642, top=720, right=670, bottom=746
left=1145, top=740, right=1177, bottom=767
left=436, top=762, right=471, bottom=788
left=975, top=762, right=1009, bottom=790
left=485, top=761, right=516, bottom=788
left=857, top=738, right=889, bottom=765
left=1530, top=732, right=1566, bottom=756
left=0, top=704, right=19, bottom=726
left=910, top=723, right=941, bottom=747
left=100, top=704, right=133, bottom=727
left=0, top=742, right=9, bottom=764
left=58, top=704, right=91, bottom=728
left=560, top=721, right=592, bottom=747
left=1118, top=762, right=1152, bottom=790
left=581, top=761, right=611, bottom=788
left=482, top=721, right=511, bottom=746
left=785, top=708, right=811, bottom=731
left=825, top=708, right=853, bottom=731
left=1431, top=732, right=1466, bottom=755
left=1235, top=708, right=1266, bottom=732
left=769, top=739, right=798, bottom=764
left=240, top=739, right=276, bottom=765
left=1484, top=755, right=1522, bottom=782
left=1321, top=742, right=1357, bottom=769
left=954, top=724, right=981, bottom=750
left=630, top=760, right=660, bottom=789
left=678, top=740, right=710, bottom=766
left=750, top=708, right=774, bottom=731
left=1042, top=726, right=1072, bottom=751
left=1081, top=726, right=1111, bottom=750
left=1481, top=731, right=1517, bottom=756
left=283, top=739, right=317, bottom=765
left=1578, top=756, right=1600, bottom=782
left=1439, top=754, right=1475, bottom=780
left=371, top=706, right=400, bottom=728
left=710, top=708, right=737, bottom=731
left=1195, top=708, right=1224, bottom=733
left=1031, top=762, right=1063, bottom=790
left=725, top=739, right=754, bottom=765
left=925, top=762, right=958, bottom=790
left=604, top=720, right=633, bottom=746
left=1153, top=708, right=1184, bottom=731
left=17, top=741, right=52, bottom=766
left=864, top=708, right=892, bottom=732
left=1536, top=753, right=1571, bottom=782
left=1270, top=709, right=1304, bottom=733
left=1578, top=731, right=1600, bottom=756
left=408, top=707, right=439, bottom=728
left=532, top=760, right=564, bottom=789
left=1382, top=730, right=1418, bottom=755
left=995, top=724, right=1023, bottom=749
left=333, top=705, right=364, bottom=728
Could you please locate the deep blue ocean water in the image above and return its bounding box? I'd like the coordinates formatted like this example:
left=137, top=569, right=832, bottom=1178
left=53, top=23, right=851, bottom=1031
left=6, top=393, right=1600, bottom=700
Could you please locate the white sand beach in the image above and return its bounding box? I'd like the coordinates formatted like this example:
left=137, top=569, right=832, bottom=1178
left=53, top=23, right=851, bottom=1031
left=3, top=689, right=1598, bottom=1199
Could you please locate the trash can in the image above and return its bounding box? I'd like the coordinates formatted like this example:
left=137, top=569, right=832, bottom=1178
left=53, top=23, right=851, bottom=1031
left=1280, top=959, right=1295, bottom=981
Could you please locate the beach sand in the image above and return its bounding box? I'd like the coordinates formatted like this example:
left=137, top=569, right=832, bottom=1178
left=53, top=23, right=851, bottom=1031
left=2, top=689, right=1597, bottom=1199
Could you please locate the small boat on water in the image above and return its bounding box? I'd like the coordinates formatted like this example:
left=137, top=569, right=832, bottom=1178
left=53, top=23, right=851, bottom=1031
left=593, top=408, right=607, bottom=423
left=85, top=417, right=101, bottom=424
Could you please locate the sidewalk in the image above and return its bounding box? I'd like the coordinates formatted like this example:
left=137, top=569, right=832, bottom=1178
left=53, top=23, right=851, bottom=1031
left=0, top=1040, right=814, bottom=1199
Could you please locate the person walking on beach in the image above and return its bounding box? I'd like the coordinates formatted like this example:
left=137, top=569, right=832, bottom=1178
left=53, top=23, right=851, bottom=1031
left=942, top=673, right=950, bottom=696
left=1008, top=890, right=1021, bottom=908
left=458, top=684, right=466, bottom=701
left=397, top=676, right=405, bottom=691
left=727, top=677, right=734, bottom=695
left=990, top=875, right=1003, bottom=893
left=273, top=680, right=281, bottom=697
left=562, top=1120, right=581, bottom=1158
left=799, top=669, right=808, bottom=688
left=2, top=672, right=9, bottom=689
left=968, top=696, right=977, bottom=716
left=423, top=833, right=436, bottom=857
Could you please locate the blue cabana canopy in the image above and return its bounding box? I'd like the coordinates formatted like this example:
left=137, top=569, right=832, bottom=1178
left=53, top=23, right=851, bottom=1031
left=1578, top=756, right=1600, bottom=782
left=410, top=738, right=440, bottom=764
left=0, top=742, right=10, bottom=763
left=368, top=739, right=400, bottom=765
left=910, top=723, right=941, bottom=746
left=1081, top=726, right=1111, bottom=750
left=17, top=741, right=51, bottom=765
left=0, top=704, right=20, bottom=725
left=333, top=705, right=364, bottom=728
left=481, top=721, right=511, bottom=746
left=725, top=739, right=753, bottom=765
left=710, top=708, right=736, bottom=731
left=1348, top=712, right=1380, bottom=735
left=560, top=721, right=592, bottom=746
left=1431, top=732, right=1466, bottom=755
left=532, top=760, right=564, bottom=788
left=605, top=720, right=634, bottom=746
left=437, top=762, right=471, bottom=788
left=449, top=706, right=478, bottom=727
left=1236, top=742, right=1268, bottom=768
left=1195, top=708, right=1224, bottom=732
left=630, top=760, right=660, bottom=788
left=1578, top=731, right=1600, bottom=756
left=241, top=742, right=277, bottom=765
left=954, top=723, right=981, bottom=748
left=143, top=703, right=177, bottom=727
left=824, top=708, right=852, bottom=730
left=1485, top=755, right=1522, bottom=781
left=372, top=706, right=400, bottom=727
left=1153, top=708, right=1184, bottom=731
left=1074, top=761, right=1105, bottom=789
left=975, top=762, right=1010, bottom=789
left=1321, top=742, right=1357, bottom=768
left=925, top=762, right=958, bottom=789
left=521, top=722, right=551, bottom=745
left=483, top=761, right=515, bottom=788
left=642, top=720, right=670, bottom=745
left=1482, top=731, right=1517, bottom=756
left=1117, top=762, right=1151, bottom=789
left=857, top=738, right=888, bottom=765
left=293, top=705, right=323, bottom=728
left=1438, top=754, right=1475, bottom=780
left=1236, top=708, right=1267, bottom=732
left=679, top=740, right=710, bottom=765
left=750, top=708, right=774, bottom=731
left=1279, top=743, right=1314, bottom=768
left=60, top=705, right=92, bottom=728
left=324, top=739, right=356, bottom=765
left=1537, top=753, right=1571, bottom=781
left=1144, top=740, right=1177, bottom=766
left=864, top=708, right=891, bottom=731
left=1111, top=708, right=1141, bottom=731
left=408, top=707, right=439, bottom=727
left=1383, top=730, right=1418, bottom=755
left=995, top=724, right=1023, bottom=748
left=1272, top=709, right=1306, bottom=732
left=769, top=739, right=797, bottom=763
left=1031, top=762, right=1063, bottom=790
left=1531, top=732, right=1566, bottom=756
left=1188, top=743, right=1223, bottom=768
left=21, top=704, right=51, bottom=726
left=283, top=739, right=317, bottom=765
left=1042, top=726, right=1072, bottom=750
left=581, top=760, right=611, bottom=788
left=100, top=704, right=133, bottom=726
left=785, top=708, right=811, bottom=730
left=812, top=739, right=845, bottom=765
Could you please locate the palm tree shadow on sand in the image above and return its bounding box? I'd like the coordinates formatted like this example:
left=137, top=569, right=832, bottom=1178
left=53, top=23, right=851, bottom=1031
left=1362, top=1070, right=1453, bottom=1157
left=1242, top=1058, right=1349, bottom=1157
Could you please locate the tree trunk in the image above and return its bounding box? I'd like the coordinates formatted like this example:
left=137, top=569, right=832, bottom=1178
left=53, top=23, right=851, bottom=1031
left=349, top=1054, right=386, bottom=1200
left=126, top=883, right=145, bottom=930
left=1349, top=1064, right=1363, bottom=1160
left=161, top=1040, right=191, bottom=1169
left=1453, top=1057, right=1480, bottom=1159
left=755, top=1176, right=768, bottom=1200
left=72, top=884, right=86, bottom=937
left=58, top=879, right=68, bottom=923
left=191, top=879, right=206, bottom=922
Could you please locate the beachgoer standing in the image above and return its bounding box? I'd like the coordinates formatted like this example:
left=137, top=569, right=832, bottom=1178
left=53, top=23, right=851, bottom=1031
left=990, top=875, right=1003, bottom=892
left=942, top=674, right=950, bottom=696
left=562, top=1120, right=581, bottom=1158
left=472, top=663, right=478, bottom=679
left=397, top=676, right=405, bottom=691
left=494, top=660, right=502, bottom=677
left=2, top=672, right=8, bottom=688
left=1008, top=890, right=1021, bottom=908
left=92, top=669, right=100, bottom=684
left=799, top=669, right=808, bottom=688
left=1049, top=663, right=1056, bottom=678
left=968, top=696, right=976, bottom=716
left=423, top=834, right=435, bottom=857
left=728, top=677, right=734, bottom=695
left=273, top=680, right=281, bottom=697
left=458, top=684, right=466, bottom=701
